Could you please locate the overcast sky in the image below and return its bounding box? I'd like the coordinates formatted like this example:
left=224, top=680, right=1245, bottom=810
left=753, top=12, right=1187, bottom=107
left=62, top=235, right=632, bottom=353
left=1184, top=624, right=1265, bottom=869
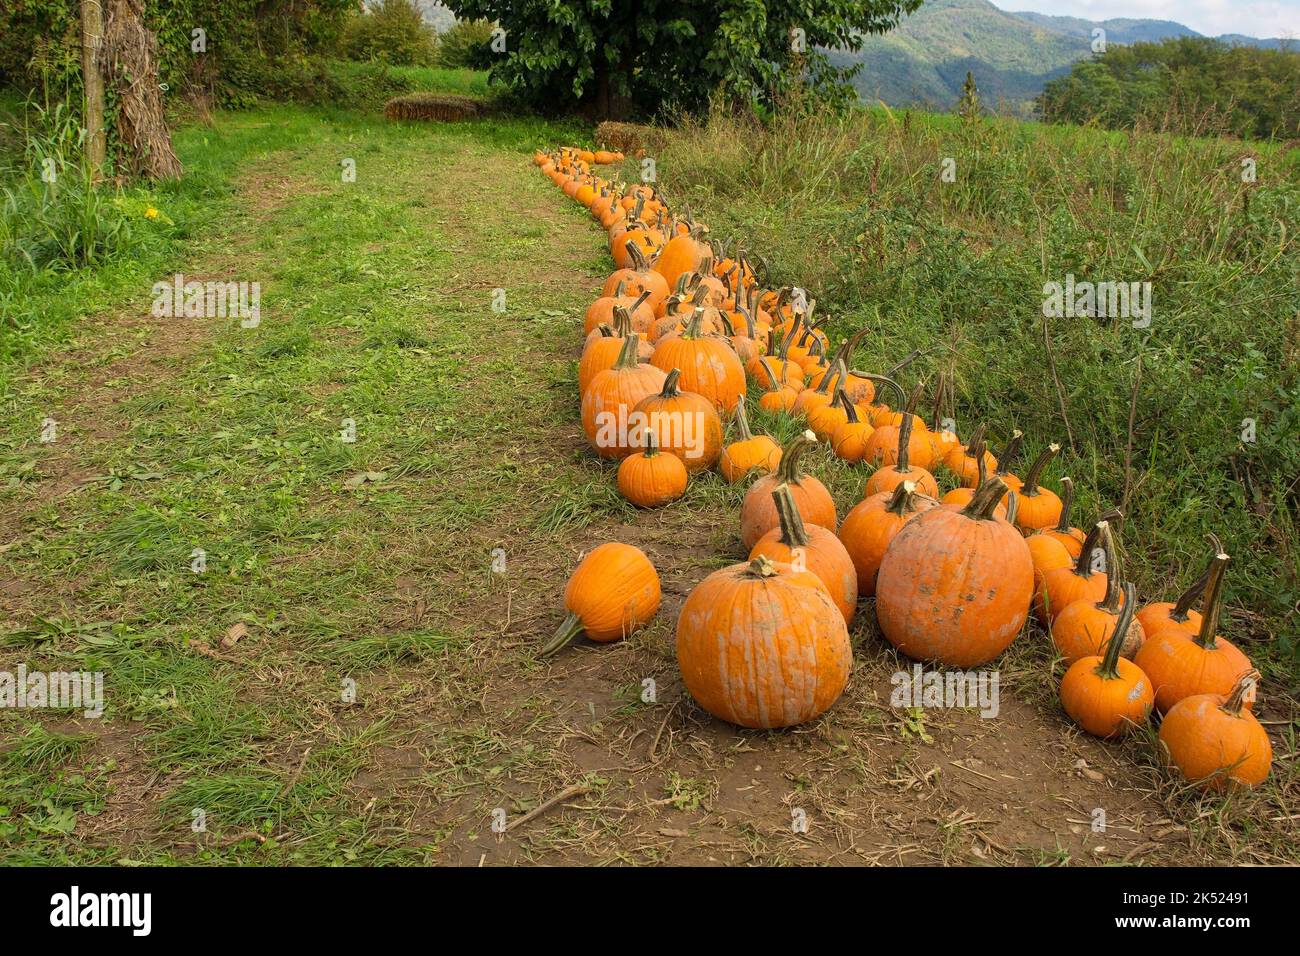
left=989, top=0, right=1300, bottom=38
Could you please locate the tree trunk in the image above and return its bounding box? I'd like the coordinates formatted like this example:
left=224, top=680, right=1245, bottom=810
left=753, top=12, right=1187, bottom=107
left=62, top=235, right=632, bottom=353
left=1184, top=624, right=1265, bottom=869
left=80, top=0, right=106, bottom=181
left=594, top=55, right=612, bottom=121
left=101, top=0, right=183, bottom=180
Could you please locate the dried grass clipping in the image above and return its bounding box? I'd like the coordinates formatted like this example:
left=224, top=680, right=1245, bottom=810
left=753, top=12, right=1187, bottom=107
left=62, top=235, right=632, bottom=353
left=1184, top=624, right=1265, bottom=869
left=101, top=0, right=183, bottom=180
left=384, top=93, right=486, bottom=122
left=594, top=121, right=666, bottom=156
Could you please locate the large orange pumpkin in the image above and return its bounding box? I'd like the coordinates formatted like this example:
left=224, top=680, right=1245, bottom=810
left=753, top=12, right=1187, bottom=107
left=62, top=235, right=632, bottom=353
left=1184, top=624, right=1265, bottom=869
left=676, top=555, right=851, bottom=729
left=649, top=308, right=747, bottom=412
left=875, top=477, right=1034, bottom=667
left=631, top=368, right=722, bottom=473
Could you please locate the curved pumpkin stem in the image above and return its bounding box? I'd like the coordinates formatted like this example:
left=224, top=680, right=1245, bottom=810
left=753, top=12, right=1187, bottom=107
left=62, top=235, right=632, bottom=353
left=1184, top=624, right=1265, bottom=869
left=732, top=400, right=755, bottom=442
left=658, top=367, right=683, bottom=398
left=961, top=477, right=1009, bottom=521
left=1095, top=583, right=1138, bottom=680
left=894, top=381, right=925, bottom=472
left=772, top=483, right=810, bottom=549
left=1020, top=443, right=1060, bottom=496
left=1005, top=490, right=1019, bottom=525
left=1170, top=555, right=1216, bottom=623
left=964, top=424, right=988, bottom=464
left=541, top=611, right=584, bottom=659
left=1055, top=477, right=1076, bottom=533
left=1192, top=551, right=1230, bottom=650
left=1222, top=669, right=1260, bottom=717
left=858, top=373, right=904, bottom=407
left=612, top=330, right=642, bottom=370
left=995, top=430, right=1024, bottom=479
left=775, top=430, right=817, bottom=485
left=1074, top=519, right=1109, bottom=577
left=842, top=393, right=862, bottom=424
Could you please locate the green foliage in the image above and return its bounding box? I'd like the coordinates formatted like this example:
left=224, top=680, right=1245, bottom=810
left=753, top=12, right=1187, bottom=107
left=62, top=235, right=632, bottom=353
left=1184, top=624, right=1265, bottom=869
left=443, top=0, right=922, bottom=118
left=339, top=0, right=438, bottom=67
left=1041, top=37, right=1300, bottom=139
left=436, top=18, right=496, bottom=70
left=0, top=102, right=171, bottom=273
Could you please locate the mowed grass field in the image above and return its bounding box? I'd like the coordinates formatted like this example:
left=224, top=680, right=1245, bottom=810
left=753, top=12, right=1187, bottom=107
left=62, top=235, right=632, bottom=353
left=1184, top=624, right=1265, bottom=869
left=0, top=101, right=1297, bottom=865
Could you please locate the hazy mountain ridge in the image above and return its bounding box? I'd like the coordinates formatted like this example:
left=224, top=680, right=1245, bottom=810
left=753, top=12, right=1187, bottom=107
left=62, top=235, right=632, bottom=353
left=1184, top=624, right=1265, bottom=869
left=831, top=0, right=1294, bottom=110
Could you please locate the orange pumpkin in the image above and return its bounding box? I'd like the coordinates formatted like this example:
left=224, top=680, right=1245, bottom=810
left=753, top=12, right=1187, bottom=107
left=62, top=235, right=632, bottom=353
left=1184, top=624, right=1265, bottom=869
left=603, top=242, right=670, bottom=311
left=1136, top=547, right=1211, bottom=638
left=1012, top=443, right=1062, bottom=533
left=838, top=481, right=938, bottom=597
left=719, top=401, right=781, bottom=483
left=943, top=424, right=996, bottom=484
left=750, top=483, right=858, bottom=624
left=1036, top=518, right=1110, bottom=622
left=617, top=431, right=688, bottom=508
left=649, top=308, right=747, bottom=412
left=875, top=478, right=1033, bottom=667
left=1059, top=584, right=1154, bottom=737
left=542, top=542, right=661, bottom=657
left=676, top=555, right=851, bottom=729
left=581, top=335, right=668, bottom=459
left=1159, top=671, right=1271, bottom=789
left=740, top=431, right=836, bottom=550
left=1134, top=551, right=1254, bottom=714
left=1051, top=524, right=1144, bottom=664
left=631, top=368, right=723, bottom=473
left=863, top=382, right=940, bottom=498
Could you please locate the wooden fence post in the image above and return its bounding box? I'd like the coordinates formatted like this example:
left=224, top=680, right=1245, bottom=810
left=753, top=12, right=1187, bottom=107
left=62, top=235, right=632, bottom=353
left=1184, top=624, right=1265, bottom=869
left=81, top=0, right=107, bottom=181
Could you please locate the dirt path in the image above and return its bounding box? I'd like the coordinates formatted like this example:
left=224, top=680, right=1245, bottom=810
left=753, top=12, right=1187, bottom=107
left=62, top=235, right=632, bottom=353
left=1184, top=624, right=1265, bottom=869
left=0, top=112, right=1288, bottom=865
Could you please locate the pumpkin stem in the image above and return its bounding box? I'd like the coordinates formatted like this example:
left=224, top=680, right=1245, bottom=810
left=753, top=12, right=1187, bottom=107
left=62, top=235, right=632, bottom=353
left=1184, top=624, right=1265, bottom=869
left=628, top=238, right=650, bottom=273
left=886, top=480, right=918, bottom=516
left=1074, top=519, right=1109, bottom=577
left=930, top=372, right=949, bottom=432
left=1021, top=443, right=1060, bottom=496
left=643, top=429, right=661, bottom=457
left=775, top=430, right=817, bottom=484
left=612, top=304, right=632, bottom=338
left=1222, top=669, right=1260, bottom=716
left=613, top=331, right=642, bottom=370
left=1005, top=490, right=1019, bottom=524
left=659, top=368, right=682, bottom=398
left=995, top=430, right=1024, bottom=478
left=1098, top=523, right=1124, bottom=612
left=1055, top=477, right=1076, bottom=533
left=964, top=424, right=988, bottom=464
left=859, top=373, right=905, bottom=407
left=746, top=554, right=781, bottom=578
left=1192, top=552, right=1230, bottom=651
left=732, top=400, right=755, bottom=442
left=842, top=393, right=861, bottom=424
left=1171, top=563, right=1214, bottom=622
left=894, top=381, right=925, bottom=472
left=757, top=356, right=783, bottom=391
left=1095, top=583, right=1138, bottom=680
left=684, top=307, right=706, bottom=339
left=630, top=289, right=652, bottom=316
left=772, top=483, right=810, bottom=549
left=540, top=611, right=584, bottom=659
left=960, top=477, right=1009, bottom=521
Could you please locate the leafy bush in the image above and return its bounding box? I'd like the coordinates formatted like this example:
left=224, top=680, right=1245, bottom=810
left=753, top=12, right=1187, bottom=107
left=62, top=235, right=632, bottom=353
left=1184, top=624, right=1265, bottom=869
left=436, top=18, right=495, bottom=70
left=0, top=102, right=170, bottom=273
left=339, top=0, right=437, bottom=67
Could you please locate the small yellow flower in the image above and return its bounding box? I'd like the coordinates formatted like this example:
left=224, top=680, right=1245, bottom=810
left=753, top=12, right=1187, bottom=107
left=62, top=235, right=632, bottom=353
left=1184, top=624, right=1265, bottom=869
left=145, top=207, right=159, bottom=219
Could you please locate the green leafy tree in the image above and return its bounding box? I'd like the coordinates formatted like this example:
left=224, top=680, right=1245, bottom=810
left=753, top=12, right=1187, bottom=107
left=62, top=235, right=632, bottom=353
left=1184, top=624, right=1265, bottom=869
left=436, top=18, right=496, bottom=69
left=443, top=0, right=923, bottom=118
left=340, top=0, right=438, bottom=66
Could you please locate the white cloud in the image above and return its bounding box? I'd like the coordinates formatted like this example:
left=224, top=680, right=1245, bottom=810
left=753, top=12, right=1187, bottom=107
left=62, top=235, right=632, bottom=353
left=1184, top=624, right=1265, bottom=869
left=990, top=0, right=1300, bottom=38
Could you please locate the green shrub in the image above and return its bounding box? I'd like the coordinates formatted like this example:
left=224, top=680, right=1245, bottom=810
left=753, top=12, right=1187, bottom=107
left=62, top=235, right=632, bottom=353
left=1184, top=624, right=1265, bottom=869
left=339, top=0, right=437, bottom=67
left=436, top=18, right=495, bottom=70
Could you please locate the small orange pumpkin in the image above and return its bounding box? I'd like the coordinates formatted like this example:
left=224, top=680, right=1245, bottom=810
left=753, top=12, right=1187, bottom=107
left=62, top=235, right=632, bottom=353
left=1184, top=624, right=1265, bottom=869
left=750, top=483, right=858, bottom=624
left=617, top=430, right=688, bottom=508
left=719, top=401, right=781, bottom=483
left=631, top=368, right=723, bottom=473
left=581, top=335, right=668, bottom=459
left=542, top=542, right=661, bottom=657
left=1159, top=670, right=1271, bottom=789
left=1051, top=524, right=1144, bottom=664
left=1059, top=584, right=1154, bottom=737
left=740, top=430, right=837, bottom=550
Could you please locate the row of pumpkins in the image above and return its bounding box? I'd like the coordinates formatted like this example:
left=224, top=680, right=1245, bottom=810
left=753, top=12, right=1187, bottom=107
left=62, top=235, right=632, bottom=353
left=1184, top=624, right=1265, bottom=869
left=532, top=145, right=1272, bottom=791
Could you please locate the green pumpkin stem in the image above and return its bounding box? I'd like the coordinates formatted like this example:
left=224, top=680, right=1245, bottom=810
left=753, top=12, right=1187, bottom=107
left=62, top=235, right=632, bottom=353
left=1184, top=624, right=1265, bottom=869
left=775, top=430, right=817, bottom=484
left=684, top=307, right=706, bottom=339
left=733, top=400, right=755, bottom=442
left=659, top=367, right=682, bottom=398
left=1021, top=443, right=1060, bottom=496
left=613, top=331, right=642, bottom=370
left=1005, top=490, right=1019, bottom=524
left=859, top=373, right=904, bottom=408
left=1075, top=519, right=1109, bottom=577
left=642, top=429, right=661, bottom=457
left=1095, top=583, right=1138, bottom=680
left=960, top=477, right=1009, bottom=521
left=1192, top=552, right=1230, bottom=650
left=895, top=381, right=925, bottom=472
left=772, top=483, right=810, bottom=549
left=964, top=424, right=988, bottom=465
left=886, top=480, right=918, bottom=516
left=540, top=610, right=584, bottom=659
left=758, top=356, right=784, bottom=391
left=1171, top=562, right=1214, bottom=622
left=842, top=394, right=861, bottom=424
left=628, top=240, right=650, bottom=273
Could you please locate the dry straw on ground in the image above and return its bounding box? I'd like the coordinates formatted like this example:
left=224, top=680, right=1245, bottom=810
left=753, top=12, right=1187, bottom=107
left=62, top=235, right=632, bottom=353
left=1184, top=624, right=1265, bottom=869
left=384, top=93, right=488, bottom=122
